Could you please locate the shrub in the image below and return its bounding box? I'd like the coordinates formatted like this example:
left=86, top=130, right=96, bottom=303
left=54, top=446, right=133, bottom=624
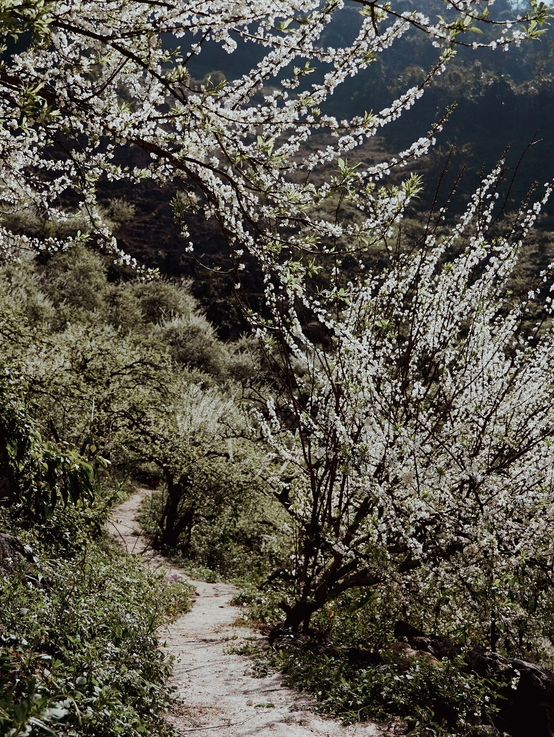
left=132, top=281, right=197, bottom=325
left=259, top=640, right=500, bottom=737
left=41, top=245, right=109, bottom=321
left=153, top=314, right=226, bottom=377
left=141, top=453, right=283, bottom=581
left=106, top=286, right=144, bottom=335
left=0, top=492, right=191, bottom=737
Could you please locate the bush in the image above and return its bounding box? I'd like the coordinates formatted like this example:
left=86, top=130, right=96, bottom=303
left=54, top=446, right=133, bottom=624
left=41, top=245, right=109, bottom=319
left=225, top=337, right=263, bottom=385
left=132, top=281, right=197, bottom=325
left=258, top=640, right=501, bottom=737
left=0, top=493, right=191, bottom=737
left=106, top=286, right=144, bottom=335
left=0, top=262, right=54, bottom=328
left=153, top=314, right=226, bottom=377
left=140, top=459, right=284, bottom=582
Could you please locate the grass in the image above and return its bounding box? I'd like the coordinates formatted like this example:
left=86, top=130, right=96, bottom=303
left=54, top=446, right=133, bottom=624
left=229, top=587, right=504, bottom=737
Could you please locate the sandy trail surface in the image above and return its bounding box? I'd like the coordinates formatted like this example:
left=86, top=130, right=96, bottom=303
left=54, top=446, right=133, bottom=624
left=109, top=489, right=383, bottom=737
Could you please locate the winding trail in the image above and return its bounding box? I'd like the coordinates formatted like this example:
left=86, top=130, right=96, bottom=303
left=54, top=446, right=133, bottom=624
left=109, top=489, right=383, bottom=737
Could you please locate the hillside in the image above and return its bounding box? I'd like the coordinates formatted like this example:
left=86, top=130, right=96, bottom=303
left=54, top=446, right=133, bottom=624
left=2, top=4, right=554, bottom=737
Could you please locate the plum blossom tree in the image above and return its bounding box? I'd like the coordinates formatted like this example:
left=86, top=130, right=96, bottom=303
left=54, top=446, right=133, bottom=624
left=259, top=164, right=554, bottom=642
left=1, top=1, right=553, bottom=641
left=0, top=0, right=548, bottom=260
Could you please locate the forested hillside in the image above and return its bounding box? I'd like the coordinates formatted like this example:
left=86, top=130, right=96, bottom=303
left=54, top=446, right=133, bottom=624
left=1, top=2, right=554, bottom=737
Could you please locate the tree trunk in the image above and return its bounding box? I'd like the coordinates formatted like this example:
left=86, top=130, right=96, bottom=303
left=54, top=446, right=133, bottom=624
left=268, top=598, right=319, bottom=643
left=282, top=598, right=318, bottom=633
left=270, top=562, right=383, bottom=642
left=0, top=427, right=17, bottom=503
left=159, top=474, right=194, bottom=549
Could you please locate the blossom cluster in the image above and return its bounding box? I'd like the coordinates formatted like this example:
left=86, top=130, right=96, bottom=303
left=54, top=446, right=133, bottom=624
left=0, top=1, right=546, bottom=260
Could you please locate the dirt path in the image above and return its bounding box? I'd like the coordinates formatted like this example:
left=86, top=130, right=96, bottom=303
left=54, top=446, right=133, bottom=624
left=109, top=489, right=382, bottom=737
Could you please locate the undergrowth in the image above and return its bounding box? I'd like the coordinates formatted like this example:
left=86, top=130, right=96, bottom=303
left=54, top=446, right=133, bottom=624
left=137, top=489, right=282, bottom=584
left=257, top=640, right=501, bottom=737
left=233, top=588, right=504, bottom=737
left=0, top=488, right=192, bottom=737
